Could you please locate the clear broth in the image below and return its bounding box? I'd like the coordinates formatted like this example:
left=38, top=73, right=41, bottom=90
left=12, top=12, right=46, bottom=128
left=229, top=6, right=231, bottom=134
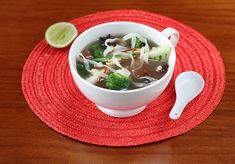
left=80, top=35, right=169, bottom=90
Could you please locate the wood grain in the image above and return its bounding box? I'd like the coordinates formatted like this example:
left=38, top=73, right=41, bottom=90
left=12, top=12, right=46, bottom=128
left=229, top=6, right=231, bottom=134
left=0, top=0, right=235, bottom=163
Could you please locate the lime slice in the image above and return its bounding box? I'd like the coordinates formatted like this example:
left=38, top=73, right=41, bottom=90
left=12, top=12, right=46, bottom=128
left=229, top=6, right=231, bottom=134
left=45, top=22, right=78, bottom=48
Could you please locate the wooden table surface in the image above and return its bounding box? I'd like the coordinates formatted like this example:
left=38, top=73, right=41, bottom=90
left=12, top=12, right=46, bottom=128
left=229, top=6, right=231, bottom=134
left=1, top=0, right=235, bottom=163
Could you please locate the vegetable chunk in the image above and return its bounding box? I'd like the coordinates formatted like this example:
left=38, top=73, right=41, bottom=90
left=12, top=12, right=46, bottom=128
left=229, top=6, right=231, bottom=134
left=77, top=63, right=91, bottom=78
left=105, top=73, right=131, bottom=90
left=89, top=43, right=105, bottom=58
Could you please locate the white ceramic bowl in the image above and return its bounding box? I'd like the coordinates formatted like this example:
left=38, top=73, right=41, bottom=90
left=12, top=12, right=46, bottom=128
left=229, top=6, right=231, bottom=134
left=69, top=22, right=179, bottom=118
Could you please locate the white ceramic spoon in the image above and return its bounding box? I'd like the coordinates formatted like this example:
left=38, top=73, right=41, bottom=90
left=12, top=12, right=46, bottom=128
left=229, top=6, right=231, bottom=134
left=169, top=71, right=205, bottom=120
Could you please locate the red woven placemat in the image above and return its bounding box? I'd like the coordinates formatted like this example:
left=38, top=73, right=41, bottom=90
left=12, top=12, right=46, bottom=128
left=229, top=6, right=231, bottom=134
left=22, top=10, right=225, bottom=146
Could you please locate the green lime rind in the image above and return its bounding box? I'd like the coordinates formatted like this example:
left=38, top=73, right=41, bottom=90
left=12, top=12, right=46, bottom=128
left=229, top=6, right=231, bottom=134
left=45, top=22, right=78, bottom=48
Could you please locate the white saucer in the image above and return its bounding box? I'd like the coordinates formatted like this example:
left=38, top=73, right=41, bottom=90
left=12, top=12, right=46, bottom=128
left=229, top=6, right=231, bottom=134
left=96, top=105, right=147, bottom=118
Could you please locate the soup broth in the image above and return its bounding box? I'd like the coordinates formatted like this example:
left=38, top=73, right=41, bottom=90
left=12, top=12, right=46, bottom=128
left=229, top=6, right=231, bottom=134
left=76, top=34, right=170, bottom=90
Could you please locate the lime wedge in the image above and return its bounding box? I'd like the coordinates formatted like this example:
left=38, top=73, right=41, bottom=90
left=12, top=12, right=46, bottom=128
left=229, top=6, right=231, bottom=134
left=45, top=22, right=78, bottom=48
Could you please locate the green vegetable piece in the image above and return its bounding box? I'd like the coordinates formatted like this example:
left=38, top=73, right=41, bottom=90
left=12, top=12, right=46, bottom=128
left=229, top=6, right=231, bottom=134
left=134, top=37, right=142, bottom=48
left=153, top=52, right=168, bottom=62
left=154, top=56, right=160, bottom=61
left=92, top=55, right=112, bottom=63
left=105, top=73, right=131, bottom=90
left=76, top=64, right=90, bottom=78
left=148, top=46, right=171, bottom=62
left=92, top=57, right=108, bottom=63
left=89, top=43, right=105, bottom=58
left=127, top=51, right=138, bottom=58
left=161, top=53, right=167, bottom=62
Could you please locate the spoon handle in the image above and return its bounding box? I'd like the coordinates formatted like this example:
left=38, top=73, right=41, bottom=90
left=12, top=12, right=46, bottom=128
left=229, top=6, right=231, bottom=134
left=169, top=99, right=186, bottom=120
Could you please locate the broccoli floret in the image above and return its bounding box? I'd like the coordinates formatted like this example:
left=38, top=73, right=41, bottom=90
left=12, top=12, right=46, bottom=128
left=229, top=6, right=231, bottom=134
left=88, top=43, right=105, bottom=58
left=105, top=73, right=131, bottom=90
left=76, top=63, right=91, bottom=78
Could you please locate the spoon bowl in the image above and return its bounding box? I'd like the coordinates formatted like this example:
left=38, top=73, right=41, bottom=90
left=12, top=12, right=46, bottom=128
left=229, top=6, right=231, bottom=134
left=169, top=71, right=205, bottom=120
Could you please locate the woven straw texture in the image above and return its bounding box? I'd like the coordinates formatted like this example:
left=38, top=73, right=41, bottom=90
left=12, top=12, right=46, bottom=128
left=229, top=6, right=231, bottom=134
left=22, top=10, right=225, bottom=146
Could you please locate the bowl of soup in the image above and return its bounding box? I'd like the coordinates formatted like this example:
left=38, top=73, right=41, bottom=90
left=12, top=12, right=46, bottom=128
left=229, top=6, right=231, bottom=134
left=69, top=22, right=179, bottom=117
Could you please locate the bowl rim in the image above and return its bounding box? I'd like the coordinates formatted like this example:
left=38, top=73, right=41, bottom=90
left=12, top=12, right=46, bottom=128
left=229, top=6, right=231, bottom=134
left=69, top=21, right=176, bottom=94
